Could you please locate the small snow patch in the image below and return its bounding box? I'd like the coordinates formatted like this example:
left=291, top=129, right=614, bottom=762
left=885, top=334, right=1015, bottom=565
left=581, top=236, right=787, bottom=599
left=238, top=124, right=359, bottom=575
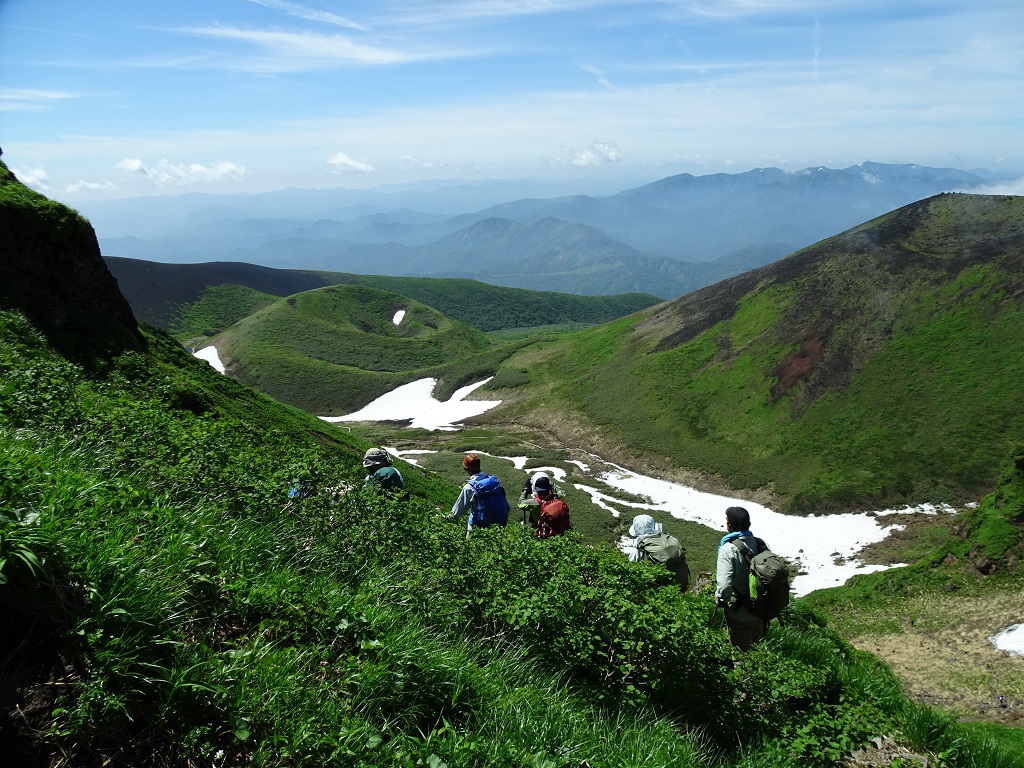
left=991, top=624, right=1024, bottom=656
left=193, top=346, right=225, bottom=374
left=392, top=310, right=406, bottom=325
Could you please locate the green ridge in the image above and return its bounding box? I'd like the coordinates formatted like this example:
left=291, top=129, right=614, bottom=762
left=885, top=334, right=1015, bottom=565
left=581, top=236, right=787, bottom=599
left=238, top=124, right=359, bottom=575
left=485, top=194, right=1024, bottom=512
left=212, top=284, right=505, bottom=414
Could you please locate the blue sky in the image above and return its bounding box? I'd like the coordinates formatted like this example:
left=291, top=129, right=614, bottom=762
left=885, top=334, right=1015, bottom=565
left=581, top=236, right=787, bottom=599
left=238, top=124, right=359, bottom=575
left=2, top=0, right=1023, bottom=203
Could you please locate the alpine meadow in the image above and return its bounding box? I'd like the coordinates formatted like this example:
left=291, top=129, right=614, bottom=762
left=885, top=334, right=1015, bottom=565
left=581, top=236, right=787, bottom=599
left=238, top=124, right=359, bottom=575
left=4, top=152, right=1024, bottom=768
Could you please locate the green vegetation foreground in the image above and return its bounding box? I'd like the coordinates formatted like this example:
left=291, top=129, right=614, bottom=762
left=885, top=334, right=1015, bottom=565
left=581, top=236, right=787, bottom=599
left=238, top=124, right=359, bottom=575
left=2, top=320, right=1023, bottom=767
left=2, top=162, right=1023, bottom=767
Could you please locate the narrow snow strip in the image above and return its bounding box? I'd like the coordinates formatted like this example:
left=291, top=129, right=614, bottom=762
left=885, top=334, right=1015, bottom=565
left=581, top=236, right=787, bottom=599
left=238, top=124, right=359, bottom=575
left=321, top=377, right=501, bottom=431
left=392, top=310, right=406, bottom=325
left=385, top=448, right=437, bottom=467
left=193, top=345, right=225, bottom=374
left=592, top=463, right=912, bottom=597
left=990, top=624, right=1024, bottom=656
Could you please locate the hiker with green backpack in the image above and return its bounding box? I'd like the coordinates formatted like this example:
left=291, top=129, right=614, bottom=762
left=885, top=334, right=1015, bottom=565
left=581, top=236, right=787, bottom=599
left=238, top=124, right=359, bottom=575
left=627, top=514, right=690, bottom=590
left=714, top=506, right=790, bottom=652
left=361, top=447, right=405, bottom=493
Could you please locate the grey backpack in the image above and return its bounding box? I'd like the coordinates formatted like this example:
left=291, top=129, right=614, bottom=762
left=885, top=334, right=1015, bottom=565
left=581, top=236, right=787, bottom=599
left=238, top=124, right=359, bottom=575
left=639, top=533, right=690, bottom=591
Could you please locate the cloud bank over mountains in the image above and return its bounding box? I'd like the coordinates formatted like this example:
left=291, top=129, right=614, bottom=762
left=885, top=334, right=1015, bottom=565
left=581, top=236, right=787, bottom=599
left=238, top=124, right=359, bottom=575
left=3, top=1, right=1021, bottom=200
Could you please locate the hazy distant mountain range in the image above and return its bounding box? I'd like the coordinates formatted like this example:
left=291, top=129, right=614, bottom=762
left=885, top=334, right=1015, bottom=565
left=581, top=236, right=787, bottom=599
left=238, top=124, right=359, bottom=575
left=94, top=162, right=1008, bottom=298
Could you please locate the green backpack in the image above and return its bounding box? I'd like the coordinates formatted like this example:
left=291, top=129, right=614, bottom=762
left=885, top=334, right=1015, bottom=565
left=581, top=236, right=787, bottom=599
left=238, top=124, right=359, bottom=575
left=732, top=538, right=790, bottom=622
left=639, top=533, right=691, bottom=591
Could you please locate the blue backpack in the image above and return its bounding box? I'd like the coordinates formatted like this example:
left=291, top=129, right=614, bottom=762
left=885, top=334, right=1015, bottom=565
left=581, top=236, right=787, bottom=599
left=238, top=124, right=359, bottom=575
left=467, top=474, right=510, bottom=528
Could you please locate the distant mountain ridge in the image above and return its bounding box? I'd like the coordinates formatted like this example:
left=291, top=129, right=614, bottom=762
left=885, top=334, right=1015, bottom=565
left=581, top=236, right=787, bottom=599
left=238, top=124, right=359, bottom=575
left=104, top=256, right=662, bottom=336
left=95, top=162, right=1002, bottom=299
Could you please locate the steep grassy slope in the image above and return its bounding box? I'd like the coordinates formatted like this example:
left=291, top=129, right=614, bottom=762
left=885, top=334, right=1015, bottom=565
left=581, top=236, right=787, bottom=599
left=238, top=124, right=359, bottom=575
left=104, top=256, right=662, bottom=338
left=4, top=310, right=1024, bottom=768
left=210, top=284, right=509, bottom=414
left=483, top=194, right=1024, bottom=513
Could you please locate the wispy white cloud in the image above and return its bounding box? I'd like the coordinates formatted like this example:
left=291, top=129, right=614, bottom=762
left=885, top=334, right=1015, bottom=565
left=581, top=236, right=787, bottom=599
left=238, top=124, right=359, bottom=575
left=246, top=0, right=371, bottom=30
left=10, top=166, right=51, bottom=192
left=159, top=25, right=477, bottom=72
left=327, top=152, right=377, bottom=174
left=0, top=88, right=76, bottom=111
left=65, top=180, right=118, bottom=194
left=811, top=17, right=822, bottom=82
left=385, top=0, right=618, bottom=25
left=115, top=158, right=248, bottom=186
left=396, top=154, right=437, bottom=169
left=183, top=26, right=409, bottom=67
left=557, top=141, right=624, bottom=166
left=660, top=0, right=852, bottom=19
left=582, top=64, right=618, bottom=90
left=968, top=177, right=1024, bottom=196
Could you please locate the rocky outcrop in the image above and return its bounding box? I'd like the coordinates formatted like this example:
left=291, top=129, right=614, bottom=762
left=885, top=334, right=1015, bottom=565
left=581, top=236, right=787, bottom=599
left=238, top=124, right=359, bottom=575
left=0, top=161, right=144, bottom=362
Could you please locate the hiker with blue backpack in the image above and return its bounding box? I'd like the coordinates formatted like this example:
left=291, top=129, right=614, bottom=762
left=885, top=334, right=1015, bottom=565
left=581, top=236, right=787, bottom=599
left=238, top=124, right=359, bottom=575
left=447, top=453, right=510, bottom=536
left=714, top=506, right=790, bottom=652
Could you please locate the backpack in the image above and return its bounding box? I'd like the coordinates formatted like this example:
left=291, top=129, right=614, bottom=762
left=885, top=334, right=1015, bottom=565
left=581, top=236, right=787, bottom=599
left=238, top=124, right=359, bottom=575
left=288, top=480, right=314, bottom=499
left=732, top=538, right=790, bottom=621
left=467, top=474, right=510, bottom=528
left=638, top=533, right=690, bottom=591
left=536, top=498, right=571, bottom=539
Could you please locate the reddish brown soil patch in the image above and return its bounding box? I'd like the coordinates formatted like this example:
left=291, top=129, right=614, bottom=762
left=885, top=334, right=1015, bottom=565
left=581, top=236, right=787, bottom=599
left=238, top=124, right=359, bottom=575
left=770, top=322, right=832, bottom=401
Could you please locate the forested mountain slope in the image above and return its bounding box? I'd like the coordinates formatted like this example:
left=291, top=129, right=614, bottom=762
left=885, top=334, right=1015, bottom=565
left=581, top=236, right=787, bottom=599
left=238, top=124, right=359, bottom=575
left=104, top=256, right=661, bottom=336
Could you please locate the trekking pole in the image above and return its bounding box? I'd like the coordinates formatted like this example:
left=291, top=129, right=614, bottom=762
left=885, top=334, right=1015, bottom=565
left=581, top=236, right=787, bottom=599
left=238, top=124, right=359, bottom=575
left=709, top=604, right=720, bottom=628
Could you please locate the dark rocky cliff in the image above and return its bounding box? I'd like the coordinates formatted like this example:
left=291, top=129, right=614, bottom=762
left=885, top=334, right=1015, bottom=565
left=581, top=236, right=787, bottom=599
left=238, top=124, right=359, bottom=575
left=0, top=160, right=144, bottom=362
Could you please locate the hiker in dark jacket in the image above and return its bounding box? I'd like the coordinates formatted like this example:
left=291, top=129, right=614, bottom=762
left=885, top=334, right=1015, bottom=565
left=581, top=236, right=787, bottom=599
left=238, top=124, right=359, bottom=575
left=715, top=506, right=765, bottom=652
left=532, top=474, right=571, bottom=538
left=518, top=472, right=567, bottom=526
left=362, top=447, right=404, bottom=492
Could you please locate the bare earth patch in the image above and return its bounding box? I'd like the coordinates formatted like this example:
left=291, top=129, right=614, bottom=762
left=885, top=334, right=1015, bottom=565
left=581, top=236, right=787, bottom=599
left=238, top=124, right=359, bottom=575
left=846, top=587, right=1024, bottom=726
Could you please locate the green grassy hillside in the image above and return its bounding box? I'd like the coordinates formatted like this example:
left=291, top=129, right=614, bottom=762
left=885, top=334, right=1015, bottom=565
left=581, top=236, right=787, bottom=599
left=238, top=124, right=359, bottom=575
left=5, top=163, right=1024, bottom=767
left=174, top=283, right=279, bottom=343
left=481, top=194, right=1024, bottom=513
left=6, top=309, right=1024, bottom=767
left=334, top=274, right=661, bottom=332
left=211, top=283, right=510, bottom=414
